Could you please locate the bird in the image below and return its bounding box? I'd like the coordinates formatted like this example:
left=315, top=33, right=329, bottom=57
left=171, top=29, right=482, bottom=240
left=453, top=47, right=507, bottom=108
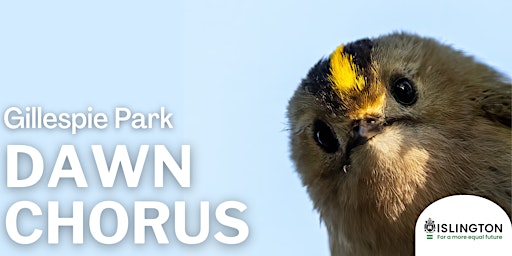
left=287, top=32, right=511, bottom=256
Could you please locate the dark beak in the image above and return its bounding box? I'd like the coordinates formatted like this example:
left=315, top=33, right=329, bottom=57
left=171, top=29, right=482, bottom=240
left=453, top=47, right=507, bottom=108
left=343, top=117, right=384, bottom=166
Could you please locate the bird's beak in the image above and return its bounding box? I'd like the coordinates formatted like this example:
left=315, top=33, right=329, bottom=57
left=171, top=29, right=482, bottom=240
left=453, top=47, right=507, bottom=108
left=343, top=117, right=385, bottom=165
left=353, top=117, right=384, bottom=141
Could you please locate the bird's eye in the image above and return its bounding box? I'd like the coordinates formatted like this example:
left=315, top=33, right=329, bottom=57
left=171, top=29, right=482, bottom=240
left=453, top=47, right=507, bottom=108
left=313, top=120, right=339, bottom=153
left=391, top=78, right=417, bottom=106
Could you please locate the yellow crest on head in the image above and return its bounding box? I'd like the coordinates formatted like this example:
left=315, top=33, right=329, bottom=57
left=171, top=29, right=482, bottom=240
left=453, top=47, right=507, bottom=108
left=328, top=45, right=365, bottom=97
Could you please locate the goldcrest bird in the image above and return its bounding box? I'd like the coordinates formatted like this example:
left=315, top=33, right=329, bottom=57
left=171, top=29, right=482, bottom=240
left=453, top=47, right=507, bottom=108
left=287, top=32, right=511, bottom=256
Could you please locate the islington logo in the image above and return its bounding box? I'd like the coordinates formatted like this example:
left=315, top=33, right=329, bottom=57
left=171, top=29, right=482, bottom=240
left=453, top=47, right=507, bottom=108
left=415, top=195, right=511, bottom=256
left=424, top=218, right=435, bottom=239
left=423, top=217, right=504, bottom=241
left=424, top=218, right=436, bottom=233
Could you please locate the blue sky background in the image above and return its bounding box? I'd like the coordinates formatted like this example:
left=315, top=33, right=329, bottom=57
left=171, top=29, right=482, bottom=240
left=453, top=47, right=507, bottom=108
left=0, top=0, right=510, bottom=255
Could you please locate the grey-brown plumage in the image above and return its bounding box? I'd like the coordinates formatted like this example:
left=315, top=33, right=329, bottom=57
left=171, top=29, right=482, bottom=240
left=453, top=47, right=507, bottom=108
left=287, top=32, right=511, bottom=256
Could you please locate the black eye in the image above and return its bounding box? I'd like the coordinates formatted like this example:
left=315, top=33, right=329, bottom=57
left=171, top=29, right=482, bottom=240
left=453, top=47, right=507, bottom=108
left=391, top=78, right=417, bottom=106
left=313, top=120, right=339, bottom=153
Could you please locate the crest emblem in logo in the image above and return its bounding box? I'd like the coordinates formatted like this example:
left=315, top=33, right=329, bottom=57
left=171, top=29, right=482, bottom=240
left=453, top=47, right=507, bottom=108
left=424, top=218, right=435, bottom=233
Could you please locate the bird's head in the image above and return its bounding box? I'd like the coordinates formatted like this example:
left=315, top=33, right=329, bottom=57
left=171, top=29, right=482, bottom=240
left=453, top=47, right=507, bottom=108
left=287, top=32, right=511, bottom=254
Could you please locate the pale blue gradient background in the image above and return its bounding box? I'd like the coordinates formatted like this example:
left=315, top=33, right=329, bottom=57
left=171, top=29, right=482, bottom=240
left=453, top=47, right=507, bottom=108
left=0, top=0, right=510, bottom=255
